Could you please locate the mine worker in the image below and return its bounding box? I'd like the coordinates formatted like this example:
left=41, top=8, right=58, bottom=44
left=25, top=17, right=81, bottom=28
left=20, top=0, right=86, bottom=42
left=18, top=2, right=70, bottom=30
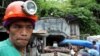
left=0, top=0, right=38, bottom=56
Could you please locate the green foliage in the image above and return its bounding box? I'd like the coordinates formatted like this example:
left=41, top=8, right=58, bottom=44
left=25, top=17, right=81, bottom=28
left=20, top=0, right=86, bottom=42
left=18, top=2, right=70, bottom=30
left=35, top=0, right=100, bottom=35
left=86, top=3, right=100, bottom=19
left=37, top=0, right=71, bottom=11
left=35, top=0, right=72, bottom=17
left=66, top=0, right=100, bottom=35
left=70, top=0, right=94, bottom=7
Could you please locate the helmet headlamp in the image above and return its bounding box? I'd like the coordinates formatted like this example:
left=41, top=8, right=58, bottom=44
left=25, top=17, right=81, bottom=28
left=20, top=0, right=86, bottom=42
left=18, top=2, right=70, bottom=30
left=22, top=1, right=37, bottom=15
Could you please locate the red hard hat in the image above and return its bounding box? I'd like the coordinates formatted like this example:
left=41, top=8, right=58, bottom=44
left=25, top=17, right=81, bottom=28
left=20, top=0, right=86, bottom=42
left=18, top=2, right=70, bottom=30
left=3, top=1, right=38, bottom=27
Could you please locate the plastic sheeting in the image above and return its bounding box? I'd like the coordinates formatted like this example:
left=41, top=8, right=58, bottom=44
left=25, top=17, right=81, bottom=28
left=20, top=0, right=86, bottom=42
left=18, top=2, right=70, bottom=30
left=59, top=39, right=93, bottom=48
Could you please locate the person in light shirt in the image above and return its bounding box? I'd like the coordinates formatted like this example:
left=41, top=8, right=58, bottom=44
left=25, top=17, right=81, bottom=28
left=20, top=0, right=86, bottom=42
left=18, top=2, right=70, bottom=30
left=53, top=41, right=58, bottom=48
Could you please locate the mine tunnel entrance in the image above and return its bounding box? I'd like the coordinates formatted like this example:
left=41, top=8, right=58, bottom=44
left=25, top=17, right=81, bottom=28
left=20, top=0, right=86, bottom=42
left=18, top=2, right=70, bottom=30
left=46, top=35, right=65, bottom=46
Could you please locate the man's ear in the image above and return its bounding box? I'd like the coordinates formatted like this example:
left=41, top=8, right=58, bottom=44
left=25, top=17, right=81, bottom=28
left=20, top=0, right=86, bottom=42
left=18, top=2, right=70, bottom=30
left=6, top=30, right=10, bottom=34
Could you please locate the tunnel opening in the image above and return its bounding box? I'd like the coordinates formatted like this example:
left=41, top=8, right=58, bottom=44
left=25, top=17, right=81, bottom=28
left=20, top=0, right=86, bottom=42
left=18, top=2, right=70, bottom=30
left=46, top=35, right=65, bottom=47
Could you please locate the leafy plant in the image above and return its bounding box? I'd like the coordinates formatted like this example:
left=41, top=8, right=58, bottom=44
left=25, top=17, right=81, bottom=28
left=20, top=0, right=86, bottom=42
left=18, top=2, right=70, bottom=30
left=34, top=0, right=100, bottom=35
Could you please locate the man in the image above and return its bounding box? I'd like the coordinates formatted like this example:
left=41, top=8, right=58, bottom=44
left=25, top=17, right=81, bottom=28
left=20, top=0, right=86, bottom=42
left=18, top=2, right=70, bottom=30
left=0, top=1, right=38, bottom=56
left=88, top=45, right=99, bottom=56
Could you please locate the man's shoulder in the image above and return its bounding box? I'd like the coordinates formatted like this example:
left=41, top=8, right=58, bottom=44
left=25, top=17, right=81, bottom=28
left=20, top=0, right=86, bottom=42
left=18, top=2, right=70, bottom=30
left=0, top=39, right=20, bottom=56
left=0, top=40, right=8, bottom=49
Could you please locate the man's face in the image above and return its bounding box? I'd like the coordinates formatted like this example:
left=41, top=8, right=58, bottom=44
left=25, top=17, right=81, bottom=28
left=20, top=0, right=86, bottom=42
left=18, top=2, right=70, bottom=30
left=7, top=21, right=33, bottom=48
